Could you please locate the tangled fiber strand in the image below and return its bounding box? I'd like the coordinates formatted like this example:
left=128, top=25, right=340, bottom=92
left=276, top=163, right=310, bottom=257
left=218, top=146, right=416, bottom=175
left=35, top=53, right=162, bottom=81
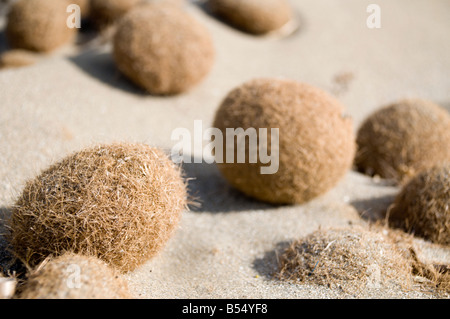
left=8, top=143, right=187, bottom=273
left=18, top=253, right=131, bottom=299
left=277, top=227, right=413, bottom=294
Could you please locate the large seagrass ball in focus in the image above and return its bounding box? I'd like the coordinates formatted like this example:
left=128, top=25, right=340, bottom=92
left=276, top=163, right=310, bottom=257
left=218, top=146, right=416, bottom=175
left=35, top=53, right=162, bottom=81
left=113, top=2, right=215, bottom=95
left=213, top=78, right=356, bottom=205
left=355, top=99, right=450, bottom=183
left=6, top=0, right=77, bottom=52
left=9, top=143, right=187, bottom=273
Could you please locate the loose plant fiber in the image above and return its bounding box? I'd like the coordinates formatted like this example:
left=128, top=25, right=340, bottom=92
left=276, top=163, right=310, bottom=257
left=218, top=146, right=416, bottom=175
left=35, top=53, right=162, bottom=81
left=113, top=2, right=215, bottom=95
left=207, top=0, right=292, bottom=34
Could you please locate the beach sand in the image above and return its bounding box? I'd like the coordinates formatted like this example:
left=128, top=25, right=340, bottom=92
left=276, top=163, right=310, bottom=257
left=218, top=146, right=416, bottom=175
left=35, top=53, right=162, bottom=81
left=0, top=0, right=449, bottom=298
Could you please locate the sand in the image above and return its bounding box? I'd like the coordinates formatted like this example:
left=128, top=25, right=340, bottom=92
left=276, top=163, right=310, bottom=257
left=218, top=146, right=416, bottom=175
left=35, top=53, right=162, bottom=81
left=0, top=0, right=449, bottom=299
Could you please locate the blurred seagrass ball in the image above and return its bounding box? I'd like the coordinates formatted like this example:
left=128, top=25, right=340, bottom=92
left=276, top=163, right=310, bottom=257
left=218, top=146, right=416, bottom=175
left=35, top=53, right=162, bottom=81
left=355, top=99, right=450, bottom=183
left=19, top=253, right=131, bottom=299
left=207, top=0, right=293, bottom=34
left=113, top=2, right=215, bottom=95
left=388, top=164, right=450, bottom=245
left=6, top=0, right=77, bottom=52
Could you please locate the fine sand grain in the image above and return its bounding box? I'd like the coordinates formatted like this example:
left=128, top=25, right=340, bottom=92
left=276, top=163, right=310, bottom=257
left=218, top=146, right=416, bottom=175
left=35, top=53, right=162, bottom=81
left=1, top=0, right=449, bottom=299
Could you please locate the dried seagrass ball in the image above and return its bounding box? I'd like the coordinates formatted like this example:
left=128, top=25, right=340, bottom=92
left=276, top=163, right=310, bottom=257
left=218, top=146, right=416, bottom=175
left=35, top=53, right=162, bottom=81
left=213, top=78, right=356, bottom=204
left=207, top=0, right=292, bottom=34
left=278, top=227, right=412, bottom=292
left=19, top=253, right=131, bottom=299
left=90, top=0, right=142, bottom=27
left=355, top=99, right=450, bottom=183
left=389, top=164, right=450, bottom=245
left=9, top=143, right=187, bottom=273
left=113, top=2, right=215, bottom=95
left=6, top=0, right=77, bottom=52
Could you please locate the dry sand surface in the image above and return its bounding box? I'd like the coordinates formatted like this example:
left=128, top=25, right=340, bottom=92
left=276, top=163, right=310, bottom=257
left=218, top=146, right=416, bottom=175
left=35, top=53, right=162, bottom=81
left=1, top=0, right=450, bottom=298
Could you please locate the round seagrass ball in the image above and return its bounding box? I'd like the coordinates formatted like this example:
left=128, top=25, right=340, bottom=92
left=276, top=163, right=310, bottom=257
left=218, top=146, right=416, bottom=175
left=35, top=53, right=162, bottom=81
left=213, top=78, right=356, bottom=204
left=9, top=143, right=187, bottom=273
left=388, top=164, right=450, bottom=245
left=90, top=0, right=141, bottom=27
left=113, top=2, right=215, bottom=95
left=355, top=99, right=450, bottom=183
left=19, top=253, right=131, bottom=299
left=207, top=0, right=292, bottom=34
left=6, top=0, right=77, bottom=52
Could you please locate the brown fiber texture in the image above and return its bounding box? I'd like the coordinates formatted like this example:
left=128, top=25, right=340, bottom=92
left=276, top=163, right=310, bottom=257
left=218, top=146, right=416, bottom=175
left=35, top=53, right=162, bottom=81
left=0, top=49, right=40, bottom=69
left=113, top=2, right=215, bottom=95
left=277, top=226, right=413, bottom=293
left=90, top=0, right=141, bottom=28
left=6, top=0, right=76, bottom=52
left=8, top=143, right=187, bottom=273
left=355, top=99, right=450, bottom=183
left=208, top=0, right=292, bottom=34
left=388, top=164, right=450, bottom=246
left=18, top=253, right=131, bottom=299
left=213, top=78, right=355, bottom=205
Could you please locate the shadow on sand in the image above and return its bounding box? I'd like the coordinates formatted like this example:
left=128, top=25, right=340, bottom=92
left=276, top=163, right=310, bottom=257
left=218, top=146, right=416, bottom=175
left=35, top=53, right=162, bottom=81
left=182, top=157, right=276, bottom=213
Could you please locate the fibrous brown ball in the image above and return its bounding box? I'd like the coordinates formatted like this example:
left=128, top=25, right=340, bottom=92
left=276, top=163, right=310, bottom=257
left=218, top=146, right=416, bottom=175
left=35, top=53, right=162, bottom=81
left=6, top=0, right=77, bottom=52
left=278, top=227, right=412, bottom=292
left=213, top=78, right=355, bottom=204
left=113, top=2, right=215, bottom=95
left=208, top=0, right=292, bottom=34
left=19, top=253, right=131, bottom=299
left=90, top=0, right=142, bottom=27
left=388, top=164, right=450, bottom=245
left=355, top=99, right=450, bottom=183
left=0, top=49, right=40, bottom=69
left=9, top=143, right=187, bottom=272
